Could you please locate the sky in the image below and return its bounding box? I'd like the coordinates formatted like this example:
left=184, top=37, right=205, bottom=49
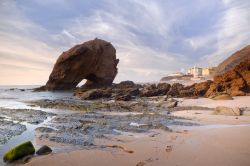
left=0, top=0, right=250, bottom=85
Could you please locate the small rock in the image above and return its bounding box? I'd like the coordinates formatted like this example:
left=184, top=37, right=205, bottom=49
left=136, top=161, right=146, bottom=166
left=162, top=98, right=178, bottom=108
left=166, top=145, right=173, bottom=152
left=36, top=145, right=52, bottom=155
left=214, top=106, right=241, bottom=116
left=35, top=127, right=55, bottom=133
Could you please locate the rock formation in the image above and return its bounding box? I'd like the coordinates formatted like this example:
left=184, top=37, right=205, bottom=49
left=41, top=39, right=249, bottom=99
left=214, top=44, right=250, bottom=76
left=206, top=58, right=250, bottom=96
left=74, top=81, right=141, bottom=101
left=75, top=57, right=249, bottom=101
left=43, top=38, right=119, bottom=90
left=140, top=83, right=171, bottom=97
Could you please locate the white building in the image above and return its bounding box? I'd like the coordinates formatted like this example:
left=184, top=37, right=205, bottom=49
left=187, top=66, right=203, bottom=78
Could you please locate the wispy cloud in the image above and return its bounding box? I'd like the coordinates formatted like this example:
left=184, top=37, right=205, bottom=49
left=198, top=0, right=250, bottom=65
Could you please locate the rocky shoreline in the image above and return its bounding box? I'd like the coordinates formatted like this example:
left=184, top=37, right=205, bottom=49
left=73, top=57, right=250, bottom=102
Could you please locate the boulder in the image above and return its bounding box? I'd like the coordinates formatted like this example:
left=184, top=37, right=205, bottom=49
left=114, top=88, right=135, bottom=101
left=214, top=106, right=241, bottom=116
left=140, top=83, right=171, bottom=97
left=77, top=89, right=112, bottom=100
left=3, top=141, right=35, bottom=162
left=140, top=84, right=159, bottom=97
left=115, top=88, right=139, bottom=101
left=42, top=38, right=119, bottom=90
left=194, top=80, right=213, bottom=96
left=36, top=145, right=52, bottom=155
left=162, top=98, right=178, bottom=108
left=206, top=58, right=250, bottom=97
left=179, top=85, right=195, bottom=97
left=75, top=81, right=141, bottom=101
left=157, top=83, right=171, bottom=95
left=167, top=83, right=184, bottom=97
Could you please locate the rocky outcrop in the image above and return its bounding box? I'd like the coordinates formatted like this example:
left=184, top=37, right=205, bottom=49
left=140, top=84, right=158, bottom=97
left=167, top=83, right=184, bottom=97
left=73, top=45, right=249, bottom=100
left=74, top=81, right=140, bottom=101
left=76, top=88, right=112, bottom=100
left=75, top=58, right=249, bottom=100
left=75, top=80, right=213, bottom=101
left=179, top=81, right=212, bottom=97
left=206, top=58, right=250, bottom=96
left=42, top=38, right=119, bottom=90
left=193, top=80, right=213, bottom=96
left=140, top=83, right=171, bottom=97
left=214, top=45, right=250, bottom=76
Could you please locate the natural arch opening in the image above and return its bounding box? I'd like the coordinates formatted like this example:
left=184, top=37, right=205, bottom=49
left=77, top=79, right=87, bottom=87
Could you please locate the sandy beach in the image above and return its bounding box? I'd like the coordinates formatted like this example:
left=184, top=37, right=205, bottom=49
left=1, top=1, right=250, bottom=165
left=25, top=96, right=250, bottom=166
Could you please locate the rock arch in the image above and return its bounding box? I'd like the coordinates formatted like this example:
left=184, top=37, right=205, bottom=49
left=44, top=38, right=119, bottom=90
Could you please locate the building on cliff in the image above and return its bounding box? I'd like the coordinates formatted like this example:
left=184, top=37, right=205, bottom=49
left=187, top=66, right=216, bottom=79
left=187, top=66, right=203, bottom=78
left=202, top=67, right=216, bottom=77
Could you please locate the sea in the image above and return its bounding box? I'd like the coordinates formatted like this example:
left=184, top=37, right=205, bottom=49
left=0, top=85, right=73, bottom=165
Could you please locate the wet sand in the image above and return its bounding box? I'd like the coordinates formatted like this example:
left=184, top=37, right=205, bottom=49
left=26, top=126, right=250, bottom=166
left=25, top=96, right=250, bottom=166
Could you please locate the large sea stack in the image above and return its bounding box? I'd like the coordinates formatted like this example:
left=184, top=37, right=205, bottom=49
left=43, top=39, right=119, bottom=90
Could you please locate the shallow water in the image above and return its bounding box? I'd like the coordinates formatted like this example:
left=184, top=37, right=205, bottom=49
left=0, top=85, right=73, bottom=109
left=0, top=86, right=74, bottom=165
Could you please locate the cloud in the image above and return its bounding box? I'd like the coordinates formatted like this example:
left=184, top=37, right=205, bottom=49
left=0, top=0, right=250, bottom=85
left=0, top=1, right=62, bottom=85
left=199, top=0, right=250, bottom=66
left=56, top=0, right=190, bottom=82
